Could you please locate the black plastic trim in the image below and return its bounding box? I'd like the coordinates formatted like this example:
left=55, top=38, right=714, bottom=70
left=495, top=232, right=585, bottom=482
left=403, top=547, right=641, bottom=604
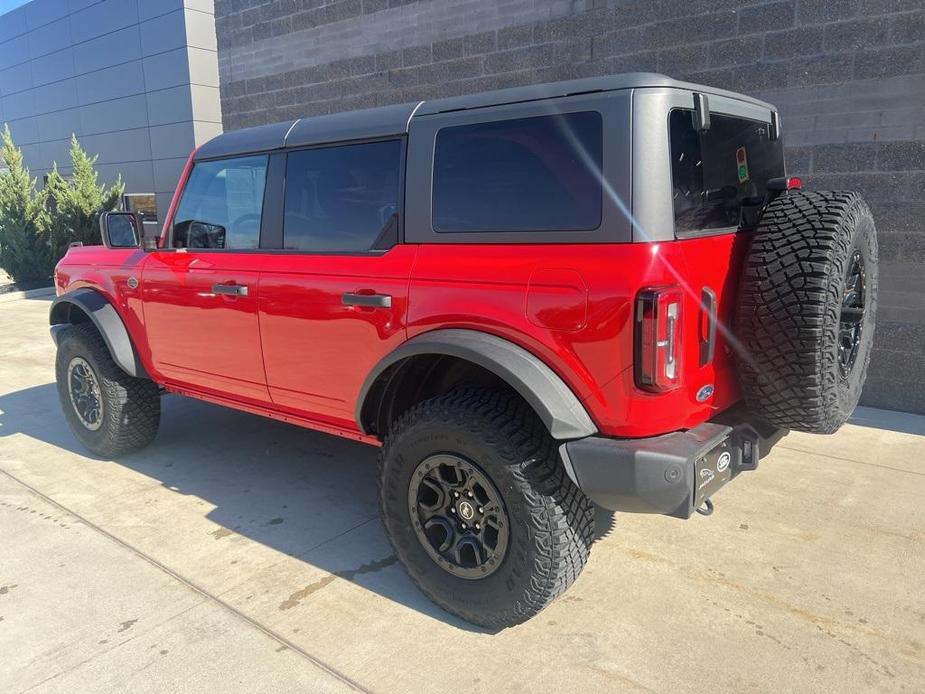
left=49, top=288, right=149, bottom=379
left=561, top=414, right=786, bottom=518
left=259, top=152, right=287, bottom=249
left=356, top=329, right=598, bottom=440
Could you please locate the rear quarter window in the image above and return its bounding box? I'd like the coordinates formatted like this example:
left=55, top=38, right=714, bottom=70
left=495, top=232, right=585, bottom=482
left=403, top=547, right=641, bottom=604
left=432, top=111, right=602, bottom=233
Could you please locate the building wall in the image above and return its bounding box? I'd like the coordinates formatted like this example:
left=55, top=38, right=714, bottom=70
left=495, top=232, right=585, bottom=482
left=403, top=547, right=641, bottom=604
left=0, top=0, right=223, bottom=220
left=216, top=0, right=925, bottom=415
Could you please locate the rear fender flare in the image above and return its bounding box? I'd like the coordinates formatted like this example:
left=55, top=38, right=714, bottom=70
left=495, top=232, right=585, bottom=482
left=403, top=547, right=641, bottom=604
left=49, top=288, right=149, bottom=379
left=357, top=329, right=598, bottom=440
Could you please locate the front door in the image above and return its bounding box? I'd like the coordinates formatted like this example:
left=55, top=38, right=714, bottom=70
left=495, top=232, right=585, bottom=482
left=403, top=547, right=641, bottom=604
left=257, top=139, right=416, bottom=429
left=142, top=154, right=272, bottom=404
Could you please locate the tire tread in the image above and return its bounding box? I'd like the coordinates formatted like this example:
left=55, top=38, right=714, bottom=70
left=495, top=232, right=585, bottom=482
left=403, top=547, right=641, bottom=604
left=56, top=323, right=160, bottom=457
left=735, top=190, right=877, bottom=433
left=379, top=387, right=593, bottom=629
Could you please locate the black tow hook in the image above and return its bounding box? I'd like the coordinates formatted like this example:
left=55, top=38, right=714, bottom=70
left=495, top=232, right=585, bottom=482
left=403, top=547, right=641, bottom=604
left=696, top=498, right=714, bottom=516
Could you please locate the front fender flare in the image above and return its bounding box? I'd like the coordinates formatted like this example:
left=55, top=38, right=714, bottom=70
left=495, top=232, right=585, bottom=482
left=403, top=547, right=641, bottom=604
left=49, top=288, right=148, bottom=379
left=357, top=329, right=598, bottom=440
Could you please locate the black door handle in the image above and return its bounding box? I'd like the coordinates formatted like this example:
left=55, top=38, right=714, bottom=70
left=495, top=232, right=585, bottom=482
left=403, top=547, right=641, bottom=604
left=342, top=293, right=392, bottom=308
left=212, top=283, right=248, bottom=296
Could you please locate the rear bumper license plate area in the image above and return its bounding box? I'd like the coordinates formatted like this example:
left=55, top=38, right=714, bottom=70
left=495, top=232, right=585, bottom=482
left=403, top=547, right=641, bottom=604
left=560, top=416, right=787, bottom=519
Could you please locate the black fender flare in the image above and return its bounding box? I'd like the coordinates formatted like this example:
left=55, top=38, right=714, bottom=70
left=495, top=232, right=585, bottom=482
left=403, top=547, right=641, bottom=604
left=356, top=329, right=598, bottom=440
left=49, top=288, right=149, bottom=379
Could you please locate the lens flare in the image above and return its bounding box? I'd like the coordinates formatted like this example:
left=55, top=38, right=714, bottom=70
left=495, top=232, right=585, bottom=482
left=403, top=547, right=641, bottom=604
left=541, top=98, right=762, bottom=373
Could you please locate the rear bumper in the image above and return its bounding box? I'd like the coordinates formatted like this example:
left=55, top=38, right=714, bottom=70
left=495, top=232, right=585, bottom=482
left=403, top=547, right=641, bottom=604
left=559, top=411, right=786, bottom=519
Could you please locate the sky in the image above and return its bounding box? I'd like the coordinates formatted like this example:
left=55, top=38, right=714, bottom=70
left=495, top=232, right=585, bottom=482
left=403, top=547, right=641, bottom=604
left=0, top=0, right=30, bottom=17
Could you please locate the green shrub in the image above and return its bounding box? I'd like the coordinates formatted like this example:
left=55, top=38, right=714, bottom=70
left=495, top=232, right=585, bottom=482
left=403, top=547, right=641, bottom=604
left=0, top=129, right=125, bottom=286
left=0, top=124, right=51, bottom=284
left=45, top=135, right=124, bottom=261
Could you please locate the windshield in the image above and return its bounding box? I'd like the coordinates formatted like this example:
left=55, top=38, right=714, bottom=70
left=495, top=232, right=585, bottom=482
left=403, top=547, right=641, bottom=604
left=669, top=109, right=784, bottom=235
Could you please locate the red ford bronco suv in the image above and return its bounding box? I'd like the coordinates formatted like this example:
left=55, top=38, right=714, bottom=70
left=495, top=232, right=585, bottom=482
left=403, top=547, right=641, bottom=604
left=51, top=73, right=877, bottom=629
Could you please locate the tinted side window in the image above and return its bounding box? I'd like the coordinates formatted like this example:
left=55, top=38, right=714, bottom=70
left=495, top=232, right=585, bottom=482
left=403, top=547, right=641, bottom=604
left=432, top=112, right=602, bottom=233
left=669, top=109, right=785, bottom=234
left=283, top=140, right=401, bottom=252
left=173, top=155, right=268, bottom=249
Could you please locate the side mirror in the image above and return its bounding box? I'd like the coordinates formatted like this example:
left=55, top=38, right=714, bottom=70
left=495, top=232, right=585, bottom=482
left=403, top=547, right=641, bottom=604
left=100, top=211, right=142, bottom=249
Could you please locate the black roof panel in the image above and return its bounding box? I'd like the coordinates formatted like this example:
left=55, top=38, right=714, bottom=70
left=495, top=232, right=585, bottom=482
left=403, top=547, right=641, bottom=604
left=285, top=102, right=420, bottom=149
left=415, top=72, right=774, bottom=115
left=195, top=103, right=420, bottom=161
left=194, top=73, right=774, bottom=160
left=195, top=120, right=295, bottom=160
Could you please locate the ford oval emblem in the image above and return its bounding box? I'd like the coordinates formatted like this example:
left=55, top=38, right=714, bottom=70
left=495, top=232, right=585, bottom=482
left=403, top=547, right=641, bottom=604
left=696, top=384, right=714, bottom=402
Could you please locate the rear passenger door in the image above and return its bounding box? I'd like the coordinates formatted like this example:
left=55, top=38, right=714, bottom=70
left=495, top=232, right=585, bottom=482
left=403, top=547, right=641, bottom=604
left=258, top=138, right=417, bottom=429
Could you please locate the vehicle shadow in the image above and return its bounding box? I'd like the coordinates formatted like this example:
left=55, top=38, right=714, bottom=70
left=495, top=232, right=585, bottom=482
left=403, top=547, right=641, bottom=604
left=0, top=382, right=615, bottom=632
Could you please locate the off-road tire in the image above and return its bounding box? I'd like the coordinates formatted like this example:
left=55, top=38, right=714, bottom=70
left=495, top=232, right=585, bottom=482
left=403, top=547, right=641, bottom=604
left=55, top=323, right=160, bottom=457
left=736, top=191, right=878, bottom=434
left=378, top=388, right=594, bottom=629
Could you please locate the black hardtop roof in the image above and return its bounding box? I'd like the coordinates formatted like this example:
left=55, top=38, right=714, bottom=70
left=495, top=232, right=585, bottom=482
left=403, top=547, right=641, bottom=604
left=195, top=72, right=775, bottom=161
left=194, top=102, right=419, bottom=160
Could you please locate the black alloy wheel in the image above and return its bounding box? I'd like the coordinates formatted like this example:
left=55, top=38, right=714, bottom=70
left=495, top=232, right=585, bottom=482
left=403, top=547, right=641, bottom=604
left=378, top=388, right=594, bottom=628
left=408, top=454, right=509, bottom=579
left=67, top=356, right=103, bottom=431
left=838, top=250, right=867, bottom=379
left=55, top=323, right=161, bottom=457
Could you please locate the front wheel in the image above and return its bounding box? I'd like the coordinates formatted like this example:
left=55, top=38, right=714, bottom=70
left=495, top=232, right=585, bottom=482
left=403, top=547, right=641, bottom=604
left=55, top=323, right=161, bottom=457
left=378, top=388, right=594, bottom=629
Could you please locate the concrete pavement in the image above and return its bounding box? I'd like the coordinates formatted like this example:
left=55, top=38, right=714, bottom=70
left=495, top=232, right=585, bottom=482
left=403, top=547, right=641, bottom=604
left=1, top=295, right=923, bottom=693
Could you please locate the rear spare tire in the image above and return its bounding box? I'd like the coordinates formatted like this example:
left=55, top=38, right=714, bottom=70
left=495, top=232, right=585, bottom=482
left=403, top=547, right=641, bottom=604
left=736, top=191, right=877, bottom=434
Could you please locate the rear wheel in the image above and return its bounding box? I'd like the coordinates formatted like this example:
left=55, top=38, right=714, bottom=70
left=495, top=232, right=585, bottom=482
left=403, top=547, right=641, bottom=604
left=736, top=191, right=878, bottom=433
left=55, top=323, right=161, bottom=457
left=378, top=388, right=594, bottom=629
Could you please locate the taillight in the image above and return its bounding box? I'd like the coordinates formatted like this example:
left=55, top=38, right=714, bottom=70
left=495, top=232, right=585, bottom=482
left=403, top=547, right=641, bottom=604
left=635, top=287, right=683, bottom=392
left=767, top=176, right=803, bottom=191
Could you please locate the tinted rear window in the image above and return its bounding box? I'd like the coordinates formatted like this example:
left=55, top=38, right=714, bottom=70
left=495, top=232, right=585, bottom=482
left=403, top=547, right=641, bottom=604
left=432, top=112, right=602, bottom=233
left=669, top=109, right=784, bottom=234
left=283, top=140, right=401, bottom=252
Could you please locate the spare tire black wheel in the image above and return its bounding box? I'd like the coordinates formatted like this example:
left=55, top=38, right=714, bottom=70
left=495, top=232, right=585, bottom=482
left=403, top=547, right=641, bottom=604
left=736, top=191, right=878, bottom=434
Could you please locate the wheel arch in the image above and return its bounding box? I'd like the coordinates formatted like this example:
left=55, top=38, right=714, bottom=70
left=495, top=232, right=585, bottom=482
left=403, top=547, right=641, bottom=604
left=50, top=288, right=149, bottom=379
left=357, top=329, right=597, bottom=440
